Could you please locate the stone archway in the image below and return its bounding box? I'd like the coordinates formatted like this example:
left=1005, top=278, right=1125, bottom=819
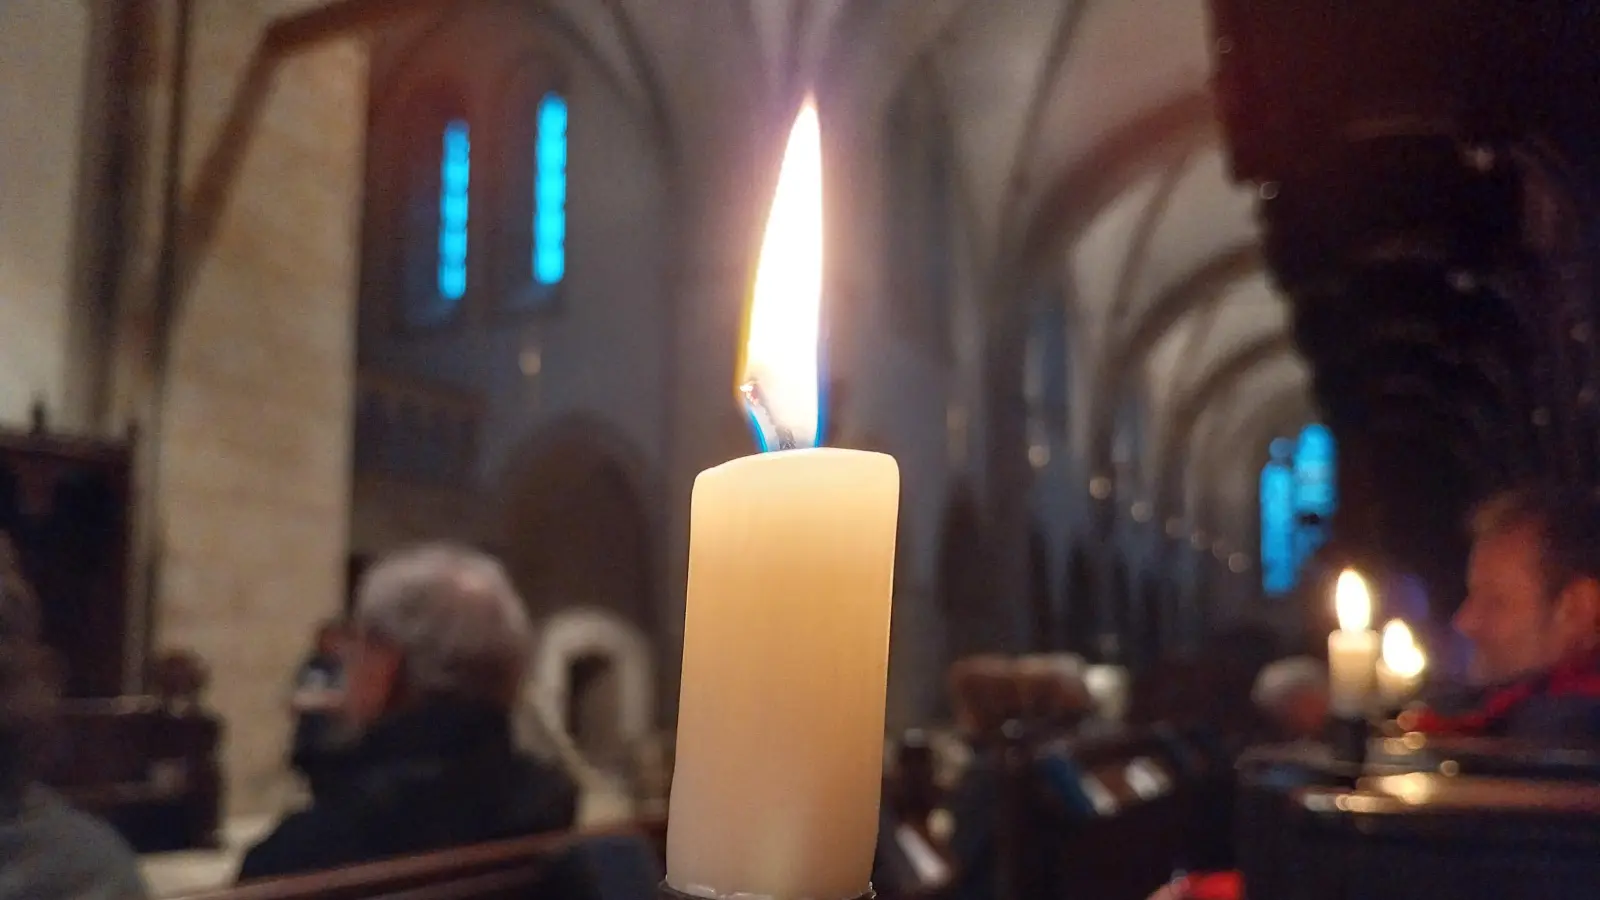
left=500, top=418, right=654, bottom=629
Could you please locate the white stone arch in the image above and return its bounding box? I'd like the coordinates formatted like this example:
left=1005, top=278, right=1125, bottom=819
left=520, top=607, right=654, bottom=777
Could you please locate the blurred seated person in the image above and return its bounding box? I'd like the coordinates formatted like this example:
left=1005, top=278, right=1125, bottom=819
left=1016, top=655, right=1094, bottom=737
left=237, top=544, right=578, bottom=881
left=1250, top=657, right=1329, bottom=743
left=0, top=535, right=147, bottom=899
left=1403, top=486, right=1600, bottom=742
left=289, top=619, right=348, bottom=793
left=944, top=656, right=1019, bottom=900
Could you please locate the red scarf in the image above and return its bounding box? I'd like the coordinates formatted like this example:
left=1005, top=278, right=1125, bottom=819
left=1180, top=871, right=1244, bottom=900
left=1403, top=648, right=1600, bottom=736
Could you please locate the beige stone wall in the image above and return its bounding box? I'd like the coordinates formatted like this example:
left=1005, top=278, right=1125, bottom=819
left=0, top=1, right=90, bottom=429
left=150, top=2, right=366, bottom=815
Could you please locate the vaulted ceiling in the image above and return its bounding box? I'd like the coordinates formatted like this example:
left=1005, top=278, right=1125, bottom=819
left=485, top=0, right=1311, bottom=549
left=262, top=0, right=1316, bottom=560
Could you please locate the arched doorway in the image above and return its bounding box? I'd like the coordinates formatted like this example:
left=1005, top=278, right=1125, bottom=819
left=565, top=652, right=623, bottom=768
left=501, top=417, right=656, bottom=777
left=500, top=419, right=652, bottom=627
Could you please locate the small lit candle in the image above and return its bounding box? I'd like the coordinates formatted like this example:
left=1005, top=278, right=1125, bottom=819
left=1327, top=569, right=1380, bottom=719
left=665, top=98, right=899, bottom=900
left=1376, top=619, right=1427, bottom=708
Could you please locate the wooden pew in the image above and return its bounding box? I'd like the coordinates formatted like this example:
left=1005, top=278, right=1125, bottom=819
left=995, top=724, right=1232, bottom=900
left=188, top=819, right=666, bottom=900
left=1240, top=769, right=1600, bottom=900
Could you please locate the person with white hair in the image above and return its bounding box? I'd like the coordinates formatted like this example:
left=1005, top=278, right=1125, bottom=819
left=1251, top=656, right=1329, bottom=742
left=238, top=544, right=578, bottom=881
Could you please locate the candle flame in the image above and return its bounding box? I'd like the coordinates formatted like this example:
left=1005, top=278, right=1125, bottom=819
left=1382, top=619, right=1427, bottom=678
left=740, top=97, right=824, bottom=451
left=1335, top=569, right=1372, bottom=633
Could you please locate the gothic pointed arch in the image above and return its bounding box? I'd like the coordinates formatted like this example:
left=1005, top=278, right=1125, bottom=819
left=498, top=415, right=656, bottom=632
left=360, top=7, right=573, bottom=334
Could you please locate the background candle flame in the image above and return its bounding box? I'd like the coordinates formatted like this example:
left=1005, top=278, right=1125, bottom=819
left=740, top=97, right=824, bottom=451
left=1335, top=569, right=1372, bottom=633
left=1381, top=619, right=1426, bottom=678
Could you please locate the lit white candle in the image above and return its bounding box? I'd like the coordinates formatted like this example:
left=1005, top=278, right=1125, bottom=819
left=1327, top=569, right=1380, bottom=719
left=666, top=98, right=900, bottom=900
left=1376, top=619, right=1427, bottom=708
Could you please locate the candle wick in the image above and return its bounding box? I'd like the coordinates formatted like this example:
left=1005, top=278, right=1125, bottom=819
left=741, top=378, right=800, bottom=451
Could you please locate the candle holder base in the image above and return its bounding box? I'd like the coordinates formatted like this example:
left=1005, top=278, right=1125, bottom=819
left=660, top=883, right=875, bottom=900
left=1328, top=716, right=1369, bottom=770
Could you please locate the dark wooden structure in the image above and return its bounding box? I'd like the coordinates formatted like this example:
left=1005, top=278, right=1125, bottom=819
left=42, top=695, right=223, bottom=852
left=1208, top=0, right=1600, bottom=607
left=0, top=419, right=134, bottom=697
left=1238, top=742, right=1600, bottom=900
left=0, top=417, right=224, bottom=851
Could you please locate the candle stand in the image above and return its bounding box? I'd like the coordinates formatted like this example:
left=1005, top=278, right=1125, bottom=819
left=1328, top=715, right=1369, bottom=769
left=661, top=885, right=875, bottom=900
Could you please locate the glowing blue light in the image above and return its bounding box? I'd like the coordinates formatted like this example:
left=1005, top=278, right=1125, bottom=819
left=1261, top=423, right=1338, bottom=595
left=534, top=94, right=567, bottom=285
left=437, top=119, right=470, bottom=302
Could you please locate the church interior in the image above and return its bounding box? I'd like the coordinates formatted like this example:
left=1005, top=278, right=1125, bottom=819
left=3, top=1, right=1600, bottom=898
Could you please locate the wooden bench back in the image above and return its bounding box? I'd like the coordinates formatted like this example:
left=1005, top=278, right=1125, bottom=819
left=997, top=725, right=1229, bottom=900
left=184, top=819, right=666, bottom=900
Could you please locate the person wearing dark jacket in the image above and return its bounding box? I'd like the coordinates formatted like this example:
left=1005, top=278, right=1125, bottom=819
left=237, top=544, right=578, bottom=882
left=0, top=534, right=147, bottom=899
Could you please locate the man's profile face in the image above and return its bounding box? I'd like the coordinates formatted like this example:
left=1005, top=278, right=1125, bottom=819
left=1455, top=524, right=1588, bottom=684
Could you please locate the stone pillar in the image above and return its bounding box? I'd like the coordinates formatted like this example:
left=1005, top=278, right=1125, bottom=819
left=125, top=4, right=367, bottom=814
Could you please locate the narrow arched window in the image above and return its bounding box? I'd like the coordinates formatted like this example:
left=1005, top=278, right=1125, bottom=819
left=1260, top=438, right=1297, bottom=595
left=380, top=92, right=473, bottom=331
left=1260, top=424, right=1338, bottom=595
left=437, top=119, right=471, bottom=302
left=1292, top=423, right=1336, bottom=574
left=534, top=93, right=568, bottom=285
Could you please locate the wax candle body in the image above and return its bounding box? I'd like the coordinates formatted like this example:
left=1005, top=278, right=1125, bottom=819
left=667, top=447, right=899, bottom=900
left=1328, top=630, right=1380, bottom=719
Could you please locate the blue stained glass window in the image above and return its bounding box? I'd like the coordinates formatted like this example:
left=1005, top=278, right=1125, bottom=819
left=534, top=93, right=567, bottom=285
left=1294, top=424, right=1337, bottom=516
left=1261, top=426, right=1337, bottom=595
left=437, top=120, right=470, bottom=302
left=1292, top=423, right=1336, bottom=575
left=1261, top=439, right=1297, bottom=595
